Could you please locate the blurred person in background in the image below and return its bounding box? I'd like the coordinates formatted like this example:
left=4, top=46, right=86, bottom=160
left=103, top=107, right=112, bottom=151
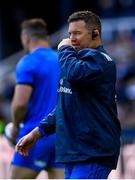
left=15, top=11, right=121, bottom=179
left=9, top=18, right=64, bottom=179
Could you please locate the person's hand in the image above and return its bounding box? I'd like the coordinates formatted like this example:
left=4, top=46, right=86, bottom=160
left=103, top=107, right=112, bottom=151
left=16, top=127, right=41, bottom=156
left=58, top=38, right=72, bottom=50
left=4, top=122, right=19, bottom=146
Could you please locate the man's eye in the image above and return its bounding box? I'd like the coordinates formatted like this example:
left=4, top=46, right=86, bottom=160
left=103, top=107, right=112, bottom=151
left=76, top=32, right=81, bottom=35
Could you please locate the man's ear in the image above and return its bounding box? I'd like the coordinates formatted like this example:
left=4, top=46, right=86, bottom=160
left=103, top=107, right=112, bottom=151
left=92, top=29, right=99, bottom=40
left=25, top=34, right=31, bottom=44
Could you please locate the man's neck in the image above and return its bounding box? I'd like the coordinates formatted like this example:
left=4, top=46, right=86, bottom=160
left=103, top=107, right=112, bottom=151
left=29, top=40, right=50, bottom=52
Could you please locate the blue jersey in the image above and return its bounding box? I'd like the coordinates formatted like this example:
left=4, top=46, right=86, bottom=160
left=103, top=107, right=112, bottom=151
left=16, top=48, right=60, bottom=129
left=11, top=48, right=64, bottom=170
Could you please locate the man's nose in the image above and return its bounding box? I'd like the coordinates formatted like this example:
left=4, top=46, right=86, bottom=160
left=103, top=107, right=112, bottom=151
left=70, top=35, right=77, bottom=42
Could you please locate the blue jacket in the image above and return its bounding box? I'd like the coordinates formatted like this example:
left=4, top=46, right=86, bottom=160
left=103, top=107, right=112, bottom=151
left=39, top=45, right=121, bottom=169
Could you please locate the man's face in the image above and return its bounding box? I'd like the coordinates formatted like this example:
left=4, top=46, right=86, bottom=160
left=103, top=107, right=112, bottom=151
left=68, top=20, right=92, bottom=50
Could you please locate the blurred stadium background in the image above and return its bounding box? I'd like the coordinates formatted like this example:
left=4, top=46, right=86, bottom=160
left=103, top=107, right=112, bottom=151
left=1, top=0, right=135, bottom=178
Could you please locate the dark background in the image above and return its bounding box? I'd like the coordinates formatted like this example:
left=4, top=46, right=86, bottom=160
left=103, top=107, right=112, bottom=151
left=0, top=0, right=135, bottom=59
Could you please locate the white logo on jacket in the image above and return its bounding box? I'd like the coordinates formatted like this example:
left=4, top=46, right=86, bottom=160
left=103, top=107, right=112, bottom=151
left=58, top=78, right=72, bottom=94
left=60, top=78, right=63, bottom=85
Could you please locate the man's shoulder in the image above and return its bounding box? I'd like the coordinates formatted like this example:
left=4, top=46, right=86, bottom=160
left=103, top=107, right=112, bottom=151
left=16, top=54, right=33, bottom=70
left=18, top=54, right=30, bottom=63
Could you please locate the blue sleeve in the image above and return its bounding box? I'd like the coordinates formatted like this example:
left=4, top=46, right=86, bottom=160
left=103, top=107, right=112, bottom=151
left=38, top=108, right=56, bottom=136
left=58, top=45, right=103, bottom=85
left=16, top=55, right=34, bottom=85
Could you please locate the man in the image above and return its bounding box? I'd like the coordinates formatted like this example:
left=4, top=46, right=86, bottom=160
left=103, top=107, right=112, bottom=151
left=9, top=18, right=64, bottom=179
left=16, top=11, right=121, bottom=179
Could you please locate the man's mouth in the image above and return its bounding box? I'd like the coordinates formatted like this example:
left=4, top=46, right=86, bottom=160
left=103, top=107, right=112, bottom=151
left=72, top=44, right=80, bottom=49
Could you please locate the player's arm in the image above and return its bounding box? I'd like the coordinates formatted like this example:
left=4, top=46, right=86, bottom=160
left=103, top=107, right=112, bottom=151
left=11, top=84, right=32, bottom=142
left=11, top=84, right=32, bottom=126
